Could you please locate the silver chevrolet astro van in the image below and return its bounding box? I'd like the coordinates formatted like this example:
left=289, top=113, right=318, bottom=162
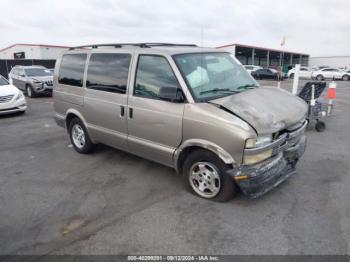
left=53, top=43, right=308, bottom=201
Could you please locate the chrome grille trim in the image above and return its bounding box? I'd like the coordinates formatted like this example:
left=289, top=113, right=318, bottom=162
left=45, top=80, right=53, bottom=86
left=0, top=95, right=14, bottom=103
left=244, top=120, right=308, bottom=156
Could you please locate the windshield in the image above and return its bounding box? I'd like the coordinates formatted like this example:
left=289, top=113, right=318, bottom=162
left=24, top=68, right=52, bottom=77
left=0, top=75, right=9, bottom=86
left=173, top=52, right=259, bottom=101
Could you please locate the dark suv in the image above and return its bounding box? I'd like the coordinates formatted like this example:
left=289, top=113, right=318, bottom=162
left=9, top=66, right=53, bottom=97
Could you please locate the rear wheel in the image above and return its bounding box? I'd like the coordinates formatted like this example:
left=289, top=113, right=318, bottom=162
left=290, top=73, right=294, bottom=79
left=69, top=118, right=95, bottom=154
left=342, top=75, right=349, bottom=81
left=183, top=149, right=238, bottom=202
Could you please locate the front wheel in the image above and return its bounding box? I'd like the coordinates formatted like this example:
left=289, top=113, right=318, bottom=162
left=183, top=149, right=238, bottom=202
left=69, top=118, right=95, bottom=154
left=316, top=75, right=324, bottom=81
left=342, top=75, right=349, bottom=81
left=26, top=85, right=35, bottom=98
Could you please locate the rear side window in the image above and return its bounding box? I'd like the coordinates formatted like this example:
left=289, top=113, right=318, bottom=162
left=58, top=54, right=87, bottom=87
left=86, top=53, right=131, bottom=94
left=134, top=55, right=179, bottom=100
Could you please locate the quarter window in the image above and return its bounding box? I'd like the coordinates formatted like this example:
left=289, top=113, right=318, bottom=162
left=86, top=53, right=131, bottom=94
left=58, top=54, right=87, bottom=87
left=134, top=55, right=180, bottom=100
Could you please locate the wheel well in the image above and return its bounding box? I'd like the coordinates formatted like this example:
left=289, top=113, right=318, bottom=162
left=65, top=113, right=79, bottom=131
left=176, top=146, right=203, bottom=174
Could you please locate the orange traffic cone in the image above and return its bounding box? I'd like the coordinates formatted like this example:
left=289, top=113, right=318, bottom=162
left=327, top=81, right=336, bottom=116
left=327, top=81, right=336, bottom=99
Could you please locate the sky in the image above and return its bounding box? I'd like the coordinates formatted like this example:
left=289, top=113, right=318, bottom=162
left=0, top=0, right=349, bottom=56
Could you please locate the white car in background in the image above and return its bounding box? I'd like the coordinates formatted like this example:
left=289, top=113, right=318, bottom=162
left=287, top=67, right=313, bottom=79
left=0, top=75, right=27, bottom=115
left=243, top=65, right=263, bottom=74
left=312, top=68, right=350, bottom=81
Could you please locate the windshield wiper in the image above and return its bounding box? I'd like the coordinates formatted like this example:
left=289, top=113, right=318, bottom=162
left=200, top=88, right=239, bottom=95
left=236, top=84, right=259, bottom=90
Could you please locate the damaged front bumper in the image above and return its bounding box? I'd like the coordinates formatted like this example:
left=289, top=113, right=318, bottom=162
left=228, top=123, right=307, bottom=198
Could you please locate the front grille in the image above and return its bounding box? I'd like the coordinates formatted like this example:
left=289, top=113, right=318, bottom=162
left=45, top=80, right=53, bottom=86
left=271, top=120, right=308, bottom=156
left=0, top=95, right=14, bottom=103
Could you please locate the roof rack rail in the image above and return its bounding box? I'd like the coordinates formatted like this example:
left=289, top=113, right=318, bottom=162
left=69, top=43, right=198, bottom=50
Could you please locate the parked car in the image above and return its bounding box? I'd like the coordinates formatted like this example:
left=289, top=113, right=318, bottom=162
left=54, top=43, right=307, bottom=201
left=311, top=68, right=350, bottom=81
left=287, top=67, right=313, bottom=79
left=251, top=68, right=283, bottom=80
left=243, top=65, right=262, bottom=74
left=0, top=74, right=27, bottom=115
left=8, top=65, right=54, bottom=97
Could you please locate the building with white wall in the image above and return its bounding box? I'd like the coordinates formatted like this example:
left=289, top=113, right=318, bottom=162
left=0, top=44, right=70, bottom=60
left=309, top=56, right=350, bottom=69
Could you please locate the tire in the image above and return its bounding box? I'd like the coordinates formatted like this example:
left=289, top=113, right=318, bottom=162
left=26, top=85, right=35, bottom=98
left=315, top=121, right=326, bottom=132
left=342, top=75, right=349, bottom=81
left=68, top=118, right=95, bottom=154
left=316, top=75, right=324, bottom=81
left=182, top=149, right=238, bottom=202
left=290, top=73, right=294, bottom=79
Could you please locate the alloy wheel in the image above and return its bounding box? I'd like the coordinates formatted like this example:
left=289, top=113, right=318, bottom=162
left=72, top=124, right=86, bottom=149
left=189, top=162, right=221, bottom=198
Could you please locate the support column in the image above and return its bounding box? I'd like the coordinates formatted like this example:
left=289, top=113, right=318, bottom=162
left=251, top=48, right=255, bottom=65
left=279, top=52, right=283, bottom=67
left=299, top=55, right=302, bottom=65
left=290, top=54, right=293, bottom=65
left=267, top=51, right=270, bottom=67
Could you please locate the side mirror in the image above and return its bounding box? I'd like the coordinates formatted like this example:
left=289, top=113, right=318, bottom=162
left=159, top=86, right=185, bottom=103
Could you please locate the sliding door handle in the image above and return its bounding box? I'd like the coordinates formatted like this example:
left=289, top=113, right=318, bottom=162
left=129, top=108, right=133, bottom=119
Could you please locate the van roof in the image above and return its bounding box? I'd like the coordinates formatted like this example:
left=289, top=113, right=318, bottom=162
left=66, top=43, right=226, bottom=56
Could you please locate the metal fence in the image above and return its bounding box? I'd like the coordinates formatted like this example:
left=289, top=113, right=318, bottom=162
left=0, top=59, right=56, bottom=79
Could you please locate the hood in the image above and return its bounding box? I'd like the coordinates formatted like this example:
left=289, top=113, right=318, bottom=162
left=0, top=84, right=20, bottom=96
left=210, top=87, right=308, bottom=134
left=31, top=76, right=53, bottom=82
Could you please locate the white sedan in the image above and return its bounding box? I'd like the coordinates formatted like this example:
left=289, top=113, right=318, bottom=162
left=0, top=75, right=27, bottom=115
left=287, top=67, right=313, bottom=79
left=311, top=68, right=350, bottom=81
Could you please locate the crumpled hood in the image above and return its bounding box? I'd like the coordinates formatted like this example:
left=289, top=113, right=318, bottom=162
left=0, top=84, right=20, bottom=96
left=210, top=87, right=308, bottom=134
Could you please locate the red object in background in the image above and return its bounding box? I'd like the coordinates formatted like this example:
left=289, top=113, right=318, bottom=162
left=327, top=82, right=336, bottom=99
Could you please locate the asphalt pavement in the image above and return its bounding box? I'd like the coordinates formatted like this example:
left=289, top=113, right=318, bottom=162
left=0, top=79, right=349, bottom=255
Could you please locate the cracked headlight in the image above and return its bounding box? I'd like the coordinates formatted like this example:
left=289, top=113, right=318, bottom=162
left=244, top=135, right=273, bottom=165
left=245, top=135, right=273, bottom=149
